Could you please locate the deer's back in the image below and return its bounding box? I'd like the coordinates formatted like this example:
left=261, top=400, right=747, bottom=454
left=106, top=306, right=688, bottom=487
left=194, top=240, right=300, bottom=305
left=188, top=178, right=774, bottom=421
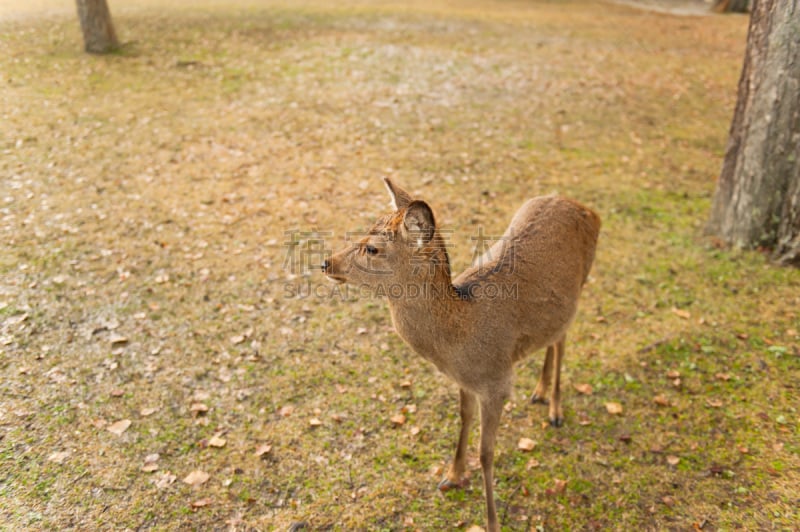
left=454, top=195, right=600, bottom=352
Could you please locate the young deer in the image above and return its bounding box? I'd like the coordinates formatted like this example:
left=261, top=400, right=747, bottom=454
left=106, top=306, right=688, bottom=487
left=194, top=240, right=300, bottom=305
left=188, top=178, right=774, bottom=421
left=322, top=179, right=600, bottom=531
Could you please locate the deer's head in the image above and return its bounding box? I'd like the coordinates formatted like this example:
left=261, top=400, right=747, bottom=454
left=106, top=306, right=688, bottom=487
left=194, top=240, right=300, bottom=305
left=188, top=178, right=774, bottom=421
left=322, top=178, right=451, bottom=294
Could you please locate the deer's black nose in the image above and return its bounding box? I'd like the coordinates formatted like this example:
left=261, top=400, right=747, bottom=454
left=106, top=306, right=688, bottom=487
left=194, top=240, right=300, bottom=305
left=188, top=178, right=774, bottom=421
left=321, top=259, right=330, bottom=273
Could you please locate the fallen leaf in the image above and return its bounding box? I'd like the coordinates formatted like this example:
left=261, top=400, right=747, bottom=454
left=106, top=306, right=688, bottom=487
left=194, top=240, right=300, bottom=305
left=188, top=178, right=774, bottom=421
left=390, top=414, right=406, bottom=426
left=671, top=307, right=690, bottom=319
left=666, top=370, right=681, bottom=379
left=653, top=395, right=670, bottom=407
left=190, top=403, right=209, bottom=416
left=399, top=380, right=412, bottom=388
left=255, top=444, right=272, bottom=457
left=154, top=472, right=177, bottom=489
left=107, top=419, right=131, bottom=436
left=410, top=426, right=421, bottom=436
left=402, top=404, right=417, bottom=414
left=573, top=383, right=593, bottom=395
left=110, top=389, right=124, bottom=397
left=208, top=434, right=227, bottom=448
left=109, top=334, right=128, bottom=346
left=144, top=453, right=160, bottom=464
left=526, top=458, right=540, bottom=469
left=140, top=407, right=158, bottom=417
left=706, top=399, right=723, bottom=408
left=309, top=418, right=323, bottom=427
left=279, top=405, right=294, bottom=417
left=191, top=497, right=213, bottom=508
left=553, top=478, right=568, bottom=494
left=356, top=327, right=368, bottom=335
left=605, top=402, right=623, bottom=415
left=183, top=470, right=210, bottom=486
left=47, top=451, right=70, bottom=464
left=517, top=437, right=536, bottom=451
left=666, top=455, right=680, bottom=466
left=230, top=335, right=245, bottom=345
left=466, top=526, right=485, bottom=532
left=715, top=373, right=732, bottom=381
left=662, top=495, right=675, bottom=507
left=141, top=463, right=159, bottom=473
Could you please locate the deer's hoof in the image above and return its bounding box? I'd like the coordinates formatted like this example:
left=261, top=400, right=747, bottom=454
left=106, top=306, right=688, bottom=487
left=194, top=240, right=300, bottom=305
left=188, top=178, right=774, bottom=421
left=438, top=477, right=468, bottom=492
left=530, top=393, right=549, bottom=405
left=549, top=416, right=564, bottom=428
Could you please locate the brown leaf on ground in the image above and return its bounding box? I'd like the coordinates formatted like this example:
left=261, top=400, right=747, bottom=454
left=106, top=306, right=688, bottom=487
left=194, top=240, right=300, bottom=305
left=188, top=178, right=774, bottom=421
left=154, top=472, right=177, bottom=489
left=573, top=383, right=593, bottom=395
left=191, top=497, right=213, bottom=508
left=653, top=395, right=670, bottom=407
left=605, top=402, right=623, bottom=415
left=183, top=470, right=210, bottom=486
left=517, top=437, right=536, bottom=451
left=666, top=455, right=680, bottom=466
left=190, top=403, right=208, bottom=416
left=109, top=334, right=129, bottom=346
left=671, top=307, right=690, bottom=319
left=208, top=434, right=227, bottom=448
left=390, top=414, right=406, bottom=426
left=255, top=444, right=272, bottom=457
left=107, top=419, right=131, bottom=436
left=141, top=463, right=159, bottom=473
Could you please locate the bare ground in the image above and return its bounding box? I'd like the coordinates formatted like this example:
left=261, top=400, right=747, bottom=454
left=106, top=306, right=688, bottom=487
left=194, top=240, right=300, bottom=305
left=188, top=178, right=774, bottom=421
left=1, top=0, right=798, bottom=530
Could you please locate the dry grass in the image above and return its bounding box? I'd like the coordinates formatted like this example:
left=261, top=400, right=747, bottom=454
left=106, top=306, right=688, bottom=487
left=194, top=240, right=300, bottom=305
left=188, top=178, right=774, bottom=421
left=1, top=1, right=798, bottom=530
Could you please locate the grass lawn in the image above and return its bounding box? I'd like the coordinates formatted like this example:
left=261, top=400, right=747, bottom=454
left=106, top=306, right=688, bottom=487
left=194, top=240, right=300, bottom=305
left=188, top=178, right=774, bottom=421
left=1, top=0, right=798, bottom=529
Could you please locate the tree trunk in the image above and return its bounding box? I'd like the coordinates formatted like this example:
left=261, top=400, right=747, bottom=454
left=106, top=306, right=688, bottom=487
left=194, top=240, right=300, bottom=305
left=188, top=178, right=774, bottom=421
left=76, top=0, right=119, bottom=54
left=712, top=0, right=751, bottom=13
left=707, top=0, right=800, bottom=267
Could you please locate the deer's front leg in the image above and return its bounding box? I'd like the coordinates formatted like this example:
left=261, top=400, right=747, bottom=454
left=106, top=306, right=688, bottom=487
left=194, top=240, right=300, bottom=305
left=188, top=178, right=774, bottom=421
left=438, top=388, right=476, bottom=491
left=478, top=391, right=507, bottom=532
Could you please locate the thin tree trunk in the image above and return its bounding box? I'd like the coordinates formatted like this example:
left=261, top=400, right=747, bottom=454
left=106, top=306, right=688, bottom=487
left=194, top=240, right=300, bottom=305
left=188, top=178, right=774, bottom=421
left=707, top=0, right=800, bottom=266
left=712, top=0, right=750, bottom=13
left=76, top=0, right=119, bottom=54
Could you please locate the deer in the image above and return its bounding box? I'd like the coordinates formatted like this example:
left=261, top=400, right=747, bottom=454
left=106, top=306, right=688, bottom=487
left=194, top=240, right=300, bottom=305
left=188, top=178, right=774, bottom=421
left=321, top=178, right=600, bottom=532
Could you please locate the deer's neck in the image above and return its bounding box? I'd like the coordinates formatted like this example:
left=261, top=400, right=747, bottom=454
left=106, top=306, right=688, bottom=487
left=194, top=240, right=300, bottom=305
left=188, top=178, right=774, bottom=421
left=385, top=263, right=471, bottom=373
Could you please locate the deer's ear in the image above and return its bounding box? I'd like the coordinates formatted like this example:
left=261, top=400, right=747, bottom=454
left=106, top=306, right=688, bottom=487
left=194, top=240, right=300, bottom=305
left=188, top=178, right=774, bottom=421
left=383, top=177, right=413, bottom=210
left=403, top=200, right=435, bottom=247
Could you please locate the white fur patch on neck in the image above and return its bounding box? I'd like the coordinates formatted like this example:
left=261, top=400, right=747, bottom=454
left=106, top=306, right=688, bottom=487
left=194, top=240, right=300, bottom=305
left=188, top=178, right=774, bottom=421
left=417, top=237, right=423, bottom=248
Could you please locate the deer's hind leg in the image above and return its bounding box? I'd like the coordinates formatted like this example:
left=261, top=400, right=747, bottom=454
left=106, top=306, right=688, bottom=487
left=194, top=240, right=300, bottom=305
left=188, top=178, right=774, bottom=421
left=530, top=344, right=555, bottom=404
left=547, top=335, right=566, bottom=427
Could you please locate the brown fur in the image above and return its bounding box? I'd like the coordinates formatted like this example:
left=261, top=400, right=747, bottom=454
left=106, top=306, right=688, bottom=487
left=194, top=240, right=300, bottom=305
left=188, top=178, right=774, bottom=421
left=322, top=179, right=600, bottom=531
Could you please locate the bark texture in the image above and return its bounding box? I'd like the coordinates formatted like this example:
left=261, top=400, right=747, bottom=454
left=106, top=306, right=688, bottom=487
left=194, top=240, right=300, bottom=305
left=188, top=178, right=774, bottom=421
left=707, top=0, right=800, bottom=266
left=76, top=0, right=119, bottom=54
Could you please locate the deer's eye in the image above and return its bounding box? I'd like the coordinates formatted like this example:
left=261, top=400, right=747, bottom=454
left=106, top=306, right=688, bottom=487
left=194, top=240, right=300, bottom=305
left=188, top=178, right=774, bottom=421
left=365, top=244, right=378, bottom=256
